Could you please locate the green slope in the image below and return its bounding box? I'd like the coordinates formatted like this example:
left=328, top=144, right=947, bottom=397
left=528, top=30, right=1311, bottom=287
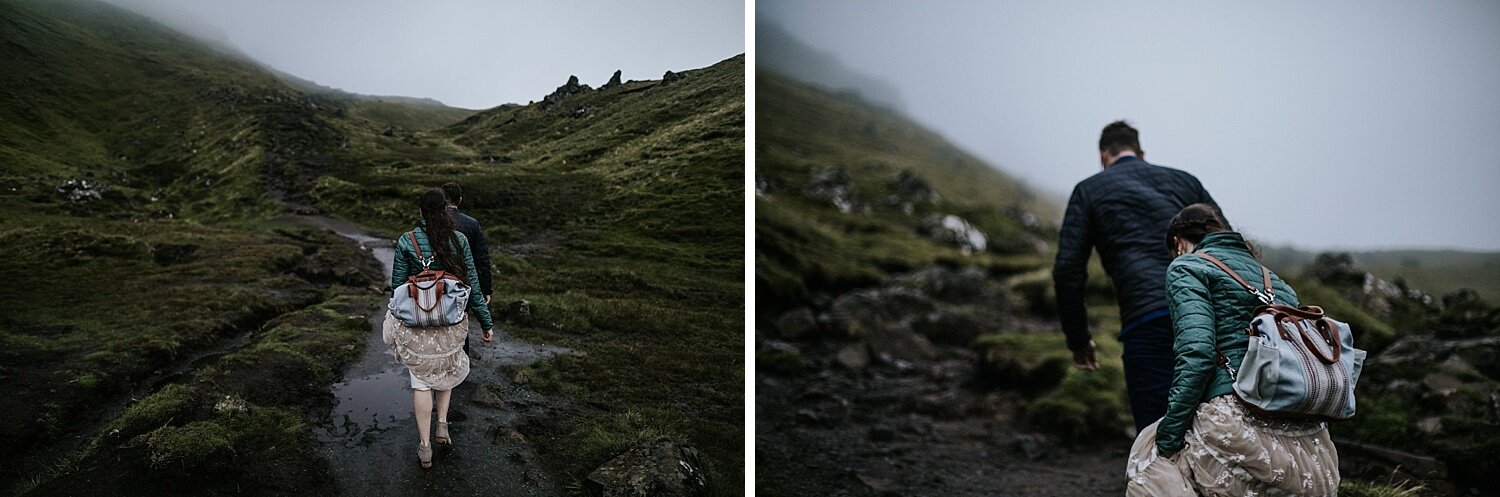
left=755, top=70, right=1058, bottom=312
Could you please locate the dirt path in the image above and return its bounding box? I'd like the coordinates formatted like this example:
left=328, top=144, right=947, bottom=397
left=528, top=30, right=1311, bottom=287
left=293, top=214, right=574, bottom=497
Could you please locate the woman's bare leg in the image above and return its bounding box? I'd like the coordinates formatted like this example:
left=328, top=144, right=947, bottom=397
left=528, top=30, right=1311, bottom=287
left=435, top=389, right=452, bottom=423
left=412, top=389, right=433, bottom=445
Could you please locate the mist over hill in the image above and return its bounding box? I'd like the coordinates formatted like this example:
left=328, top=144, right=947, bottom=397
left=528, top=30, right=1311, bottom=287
left=756, top=20, right=905, bottom=112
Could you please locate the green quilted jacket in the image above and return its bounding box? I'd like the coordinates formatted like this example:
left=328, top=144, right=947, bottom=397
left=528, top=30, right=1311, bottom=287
left=391, top=222, right=494, bottom=330
left=1157, top=231, right=1299, bottom=454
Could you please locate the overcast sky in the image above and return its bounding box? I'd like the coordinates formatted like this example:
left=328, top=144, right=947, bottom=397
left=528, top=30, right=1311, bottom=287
left=759, top=1, right=1500, bottom=252
left=106, top=0, right=743, bottom=110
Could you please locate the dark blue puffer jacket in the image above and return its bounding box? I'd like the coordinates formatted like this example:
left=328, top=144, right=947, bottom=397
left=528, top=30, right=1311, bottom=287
left=1053, top=157, right=1222, bottom=351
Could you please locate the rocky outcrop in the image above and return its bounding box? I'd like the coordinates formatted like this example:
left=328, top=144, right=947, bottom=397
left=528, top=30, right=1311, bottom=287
left=584, top=437, right=707, bottom=497
left=661, top=70, right=683, bottom=85
left=604, top=69, right=623, bottom=88
left=806, top=168, right=864, bottom=214
left=918, top=214, right=987, bottom=255
left=57, top=179, right=104, bottom=203
left=543, top=75, right=593, bottom=110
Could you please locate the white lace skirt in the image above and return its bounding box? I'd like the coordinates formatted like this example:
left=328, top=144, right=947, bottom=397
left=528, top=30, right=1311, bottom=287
left=1126, top=396, right=1340, bottom=497
left=381, top=312, right=470, bottom=391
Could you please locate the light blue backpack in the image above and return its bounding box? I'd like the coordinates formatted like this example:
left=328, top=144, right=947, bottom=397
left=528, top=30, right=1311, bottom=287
left=1198, top=253, right=1367, bottom=420
left=389, top=231, right=470, bottom=327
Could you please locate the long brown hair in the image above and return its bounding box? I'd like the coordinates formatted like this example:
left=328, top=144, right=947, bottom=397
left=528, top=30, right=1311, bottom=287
left=1165, top=203, right=1230, bottom=257
left=418, top=188, right=466, bottom=283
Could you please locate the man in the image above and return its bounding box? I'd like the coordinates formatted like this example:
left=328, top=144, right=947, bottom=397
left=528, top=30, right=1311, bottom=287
left=441, top=182, right=494, bottom=350
left=1053, top=121, right=1225, bottom=432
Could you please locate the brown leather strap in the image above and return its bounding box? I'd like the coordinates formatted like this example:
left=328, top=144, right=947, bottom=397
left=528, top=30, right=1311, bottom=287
left=1196, top=253, right=1273, bottom=303
left=408, top=231, right=424, bottom=259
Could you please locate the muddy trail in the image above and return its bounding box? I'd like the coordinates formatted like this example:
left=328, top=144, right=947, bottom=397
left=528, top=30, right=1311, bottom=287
left=292, top=214, right=576, bottom=497
left=757, top=266, right=1127, bottom=497
left=757, top=350, right=1126, bottom=497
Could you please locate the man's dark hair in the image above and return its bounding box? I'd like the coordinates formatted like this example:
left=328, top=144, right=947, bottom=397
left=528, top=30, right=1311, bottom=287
left=440, top=182, right=463, bottom=205
left=1099, top=120, right=1142, bottom=155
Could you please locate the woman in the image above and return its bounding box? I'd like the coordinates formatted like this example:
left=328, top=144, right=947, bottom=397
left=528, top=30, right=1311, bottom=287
left=383, top=188, right=495, bottom=468
left=1126, top=203, right=1339, bottom=496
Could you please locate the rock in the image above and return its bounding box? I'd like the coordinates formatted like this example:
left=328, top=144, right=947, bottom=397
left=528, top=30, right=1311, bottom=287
left=471, top=386, right=507, bottom=409
left=584, top=437, right=707, bottom=497
left=661, top=70, right=683, bottom=85
left=1373, top=335, right=1441, bottom=367
left=911, top=309, right=986, bottom=346
left=507, top=299, right=535, bottom=324
left=795, top=408, right=823, bottom=425
left=1306, top=252, right=1364, bottom=286
left=758, top=340, right=805, bottom=376
left=866, top=325, right=937, bottom=364
left=855, top=473, right=902, bottom=497
left=56, top=178, right=104, bottom=203
left=605, top=69, right=623, bottom=88
left=907, top=390, right=967, bottom=419
left=806, top=168, right=861, bottom=214
left=834, top=343, right=871, bottom=371
left=381, top=126, right=396, bottom=137
left=890, top=266, right=988, bottom=304
left=825, top=287, right=936, bottom=338
left=1415, top=416, right=1443, bottom=435
left=889, top=170, right=939, bottom=205
left=497, top=428, right=527, bottom=445
left=917, top=214, right=988, bottom=255
left=1013, top=434, right=1050, bottom=461
left=543, top=75, right=593, bottom=110
left=774, top=307, right=817, bottom=339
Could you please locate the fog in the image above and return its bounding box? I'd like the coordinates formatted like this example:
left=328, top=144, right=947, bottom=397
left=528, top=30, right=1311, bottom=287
left=105, top=0, right=744, bottom=109
left=758, top=1, right=1500, bottom=251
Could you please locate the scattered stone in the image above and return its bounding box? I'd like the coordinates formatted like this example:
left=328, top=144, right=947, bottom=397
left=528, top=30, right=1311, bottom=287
left=1013, top=434, right=1050, bottom=461
left=57, top=178, right=104, bottom=203
left=833, top=343, right=870, bottom=371
left=855, top=473, right=902, bottom=497
left=381, top=126, right=396, bottom=137
left=661, top=70, right=683, bottom=85
left=497, top=428, right=527, bottom=445
left=866, top=325, right=937, bottom=364
left=918, top=214, right=988, bottom=255
left=890, top=170, right=938, bottom=205
left=774, top=307, right=817, bottom=339
left=806, top=168, right=861, bottom=214
left=471, top=386, right=507, bottom=409
left=1415, top=416, right=1443, bottom=435
left=584, top=437, right=707, bottom=497
left=759, top=340, right=805, bottom=376
left=507, top=299, right=535, bottom=324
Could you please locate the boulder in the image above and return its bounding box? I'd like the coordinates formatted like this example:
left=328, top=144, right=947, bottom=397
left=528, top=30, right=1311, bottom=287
left=773, top=307, right=817, bottom=339
left=805, top=168, right=861, bottom=214
left=918, top=214, right=987, bottom=255
left=471, top=386, right=507, bottom=409
left=661, top=70, right=683, bottom=85
left=507, top=299, right=535, bottom=324
left=833, top=343, right=871, bottom=371
left=605, top=69, right=623, bottom=88
left=866, top=324, right=937, bottom=364
left=889, top=170, right=939, bottom=205
left=584, top=437, right=707, bottom=497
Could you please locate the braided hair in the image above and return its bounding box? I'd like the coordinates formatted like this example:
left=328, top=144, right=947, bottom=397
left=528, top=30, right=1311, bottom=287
left=418, top=189, right=467, bottom=284
left=1165, top=203, right=1230, bottom=257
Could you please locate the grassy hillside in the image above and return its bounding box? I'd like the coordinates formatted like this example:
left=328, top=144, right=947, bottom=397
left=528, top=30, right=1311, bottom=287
left=0, top=0, right=743, bottom=494
left=756, top=70, right=1058, bottom=314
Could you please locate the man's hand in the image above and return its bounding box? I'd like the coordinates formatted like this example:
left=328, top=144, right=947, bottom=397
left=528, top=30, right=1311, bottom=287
left=1073, top=339, right=1100, bottom=371
left=484, top=294, right=491, bottom=305
left=482, top=328, right=494, bottom=343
